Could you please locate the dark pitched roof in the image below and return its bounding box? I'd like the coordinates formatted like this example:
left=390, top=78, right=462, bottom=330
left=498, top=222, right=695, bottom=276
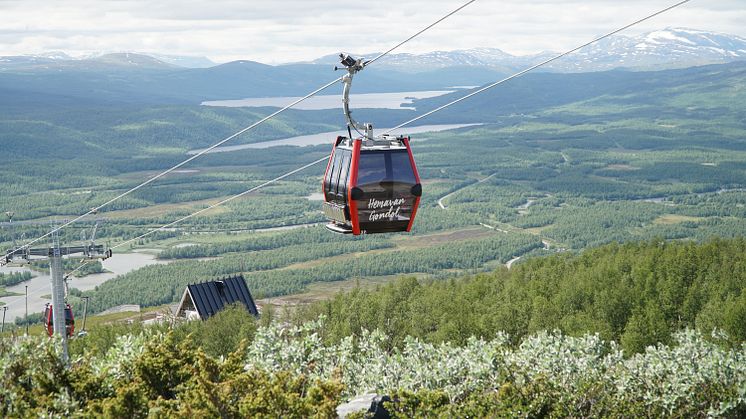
left=181, top=275, right=258, bottom=320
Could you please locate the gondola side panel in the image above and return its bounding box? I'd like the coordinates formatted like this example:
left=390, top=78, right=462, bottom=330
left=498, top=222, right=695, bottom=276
left=348, top=139, right=362, bottom=235
left=404, top=137, right=421, bottom=232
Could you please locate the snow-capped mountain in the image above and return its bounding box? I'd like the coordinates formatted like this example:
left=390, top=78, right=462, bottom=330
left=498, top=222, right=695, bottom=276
left=142, top=53, right=215, bottom=68
left=552, top=28, right=746, bottom=71
left=2, top=28, right=745, bottom=74
left=0, top=53, right=175, bottom=72
left=309, top=47, right=514, bottom=71
left=308, top=28, right=746, bottom=73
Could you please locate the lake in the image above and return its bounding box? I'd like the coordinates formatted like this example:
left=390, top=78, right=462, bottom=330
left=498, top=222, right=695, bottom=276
left=188, top=123, right=481, bottom=154
left=201, top=90, right=453, bottom=110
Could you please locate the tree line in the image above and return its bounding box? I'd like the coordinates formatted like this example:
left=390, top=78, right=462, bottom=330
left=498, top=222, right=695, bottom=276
left=296, top=237, right=746, bottom=354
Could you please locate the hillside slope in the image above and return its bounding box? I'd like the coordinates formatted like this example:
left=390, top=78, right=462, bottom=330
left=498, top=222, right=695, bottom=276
left=299, top=238, right=746, bottom=354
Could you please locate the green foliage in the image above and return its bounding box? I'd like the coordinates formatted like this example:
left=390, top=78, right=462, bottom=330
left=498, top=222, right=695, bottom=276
left=0, top=286, right=18, bottom=298
left=0, top=331, right=344, bottom=418
left=69, top=321, right=166, bottom=358
left=15, top=312, right=43, bottom=326
left=173, top=303, right=257, bottom=358
left=0, top=271, right=32, bottom=287
left=247, top=321, right=746, bottom=417
left=298, top=238, right=746, bottom=352
left=2, top=318, right=745, bottom=417
left=69, top=304, right=256, bottom=359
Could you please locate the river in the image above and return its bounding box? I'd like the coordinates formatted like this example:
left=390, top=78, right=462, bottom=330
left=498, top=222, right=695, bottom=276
left=0, top=252, right=166, bottom=322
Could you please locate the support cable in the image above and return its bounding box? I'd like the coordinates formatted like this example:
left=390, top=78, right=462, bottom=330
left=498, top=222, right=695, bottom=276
left=92, top=0, right=691, bottom=257
left=384, top=0, right=691, bottom=134
left=111, top=156, right=329, bottom=250
left=0, top=0, right=691, bottom=316
left=4, top=0, right=479, bottom=262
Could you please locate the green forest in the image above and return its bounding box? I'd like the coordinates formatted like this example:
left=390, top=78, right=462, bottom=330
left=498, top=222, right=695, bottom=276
left=0, top=271, right=32, bottom=287
left=3, top=61, right=746, bottom=318
left=296, top=238, right=746, bottom=354
left=82, top=228, right=542, bottom=312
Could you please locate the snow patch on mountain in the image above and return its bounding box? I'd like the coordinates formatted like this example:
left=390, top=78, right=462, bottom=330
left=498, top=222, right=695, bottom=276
left=305, top=28, right=746, bottom=73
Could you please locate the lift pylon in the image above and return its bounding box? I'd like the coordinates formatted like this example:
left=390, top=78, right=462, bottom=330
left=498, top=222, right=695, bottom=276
left=2, top=220, right=111, bottom=362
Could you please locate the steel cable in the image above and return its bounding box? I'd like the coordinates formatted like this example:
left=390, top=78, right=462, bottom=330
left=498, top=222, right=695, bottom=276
left=3, top=0, right=480, bottom=261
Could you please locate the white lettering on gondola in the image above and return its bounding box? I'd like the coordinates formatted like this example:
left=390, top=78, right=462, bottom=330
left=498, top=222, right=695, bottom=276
left=367, top=197, right=406, bottom=221
left=368, top=197, right=405, bottom=209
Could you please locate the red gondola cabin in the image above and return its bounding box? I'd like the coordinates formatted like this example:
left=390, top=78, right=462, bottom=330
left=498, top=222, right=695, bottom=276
left=43, top=303, right=75, bottom=338
left=323, top=134, right=422, bottom=235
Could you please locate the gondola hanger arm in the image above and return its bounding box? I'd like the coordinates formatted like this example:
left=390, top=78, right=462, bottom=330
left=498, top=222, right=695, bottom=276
left=337, top=53, right=374, bottom=141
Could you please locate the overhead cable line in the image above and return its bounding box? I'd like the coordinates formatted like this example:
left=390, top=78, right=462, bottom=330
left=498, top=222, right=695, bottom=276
left=365, top=0, right=477, bottom=67
left=3, top=80, right=338, bottom=260
left=0, top=0, right=692, bottom=314
left=100, top=0, right=692, bottom=253
left=4, top=0, right=479, bottom=262
left=110, top=156, right=329, bottom=249
left=384, top=0, right=692, bottom=134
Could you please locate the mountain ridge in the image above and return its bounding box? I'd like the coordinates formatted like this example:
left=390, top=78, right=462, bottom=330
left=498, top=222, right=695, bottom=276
left=1, top=27, right=745, bottom=106
left=305, top=28, right=746, bottom=73
left=5, top=27, right=745, bottom=74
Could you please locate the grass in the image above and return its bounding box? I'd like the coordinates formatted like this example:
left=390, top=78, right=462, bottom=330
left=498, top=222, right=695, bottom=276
left=257, top=274, right=428, bottom=310
left=653, top=215, right=706, bottom=225
left=523, top=225, right=553, bottom=235
left=103, top=197, right=232, bottom=219
left=395, top=228, right=494, bottom=250
left=0, top=287, right=21, bottom=298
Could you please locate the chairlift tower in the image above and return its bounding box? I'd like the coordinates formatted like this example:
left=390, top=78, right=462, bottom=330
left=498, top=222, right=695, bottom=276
left=2, top=219, right=111, bottom=362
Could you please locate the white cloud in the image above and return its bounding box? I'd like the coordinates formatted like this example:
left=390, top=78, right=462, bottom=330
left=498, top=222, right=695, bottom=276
left=0, top=0, right=744, bottom=63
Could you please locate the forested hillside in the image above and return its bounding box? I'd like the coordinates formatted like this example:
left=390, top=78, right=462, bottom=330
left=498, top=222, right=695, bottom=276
left=3, top=61, right=746, bottom=318
left=5, top=239, right=745, bottom=416
left=83, top=228, right=542, bottom=312
left=298, top=238, right=746, bottom=354
left=0, top=57, right=504, bottom=105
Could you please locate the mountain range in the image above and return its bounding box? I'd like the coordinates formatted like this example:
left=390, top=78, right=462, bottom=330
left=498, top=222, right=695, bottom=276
left=1, top=28, right=745, bottom=106
left=308, top=28, right=746, bottom=73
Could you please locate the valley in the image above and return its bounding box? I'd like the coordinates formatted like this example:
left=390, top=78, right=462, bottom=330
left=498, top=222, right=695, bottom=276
left=1, top=3, right=746, bottom=414
left=3, top=61, right=746, bottom=321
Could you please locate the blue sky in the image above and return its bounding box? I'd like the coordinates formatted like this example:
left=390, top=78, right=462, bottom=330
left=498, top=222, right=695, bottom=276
left=1, top=0, right=744, bottom=63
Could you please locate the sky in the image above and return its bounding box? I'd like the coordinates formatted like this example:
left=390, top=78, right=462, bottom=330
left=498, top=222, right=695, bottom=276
left=1, top=0, right=745, bottom=64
